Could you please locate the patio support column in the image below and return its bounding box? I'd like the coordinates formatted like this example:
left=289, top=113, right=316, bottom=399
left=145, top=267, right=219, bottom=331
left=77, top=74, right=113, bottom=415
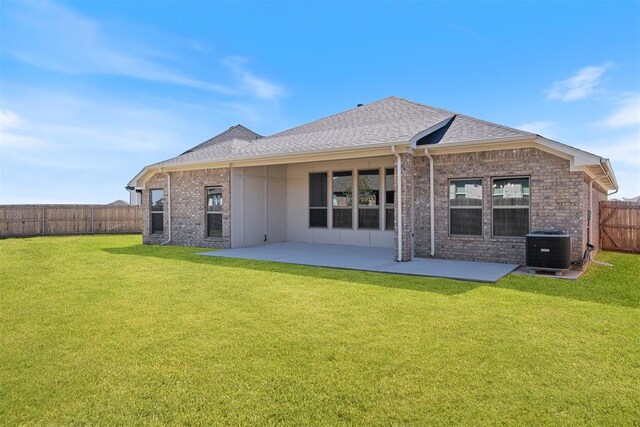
left=395, top=151, right=414, bottom=261
left=352, top=170, right=358, bottom=230
left=327, top=170, right=333, bottom=229
left=379, top=167, right=385, bottom=231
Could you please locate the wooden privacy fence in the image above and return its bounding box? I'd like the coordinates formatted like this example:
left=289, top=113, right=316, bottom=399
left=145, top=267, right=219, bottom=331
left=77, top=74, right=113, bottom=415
left=0, top=205, right=143, bottom=238
left=599, top=200, right=640, bottom=253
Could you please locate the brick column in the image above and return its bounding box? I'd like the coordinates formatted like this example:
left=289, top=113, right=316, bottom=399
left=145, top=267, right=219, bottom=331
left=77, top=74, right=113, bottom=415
left=394, top=152, right=414, bottom=261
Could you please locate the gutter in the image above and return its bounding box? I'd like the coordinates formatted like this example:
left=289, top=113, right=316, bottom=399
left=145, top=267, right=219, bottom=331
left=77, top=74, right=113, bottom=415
left=159, top=168, right=172, bottom=245
left=391, top=145, right=402, bottom=262
left=166, top=135, right=534, bottom=171
left=129, top=135, right=538, bottom=190
left=424, top=147, right=435, bottom=257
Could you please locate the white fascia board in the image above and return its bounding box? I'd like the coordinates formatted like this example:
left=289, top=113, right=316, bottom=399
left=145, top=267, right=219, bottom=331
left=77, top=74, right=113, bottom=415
left=536, top=137, right=618, bottom=191
left=602, top=158, right=619, bottom=190
left=127, top=168, right=148, bottom=190
left=536, top=137, right=602, bottom=167
left=421, top=135, right=537, bottom=153
left=128, top=134, right=619, bottom=192
left=129, top=141, right=413, bottom=188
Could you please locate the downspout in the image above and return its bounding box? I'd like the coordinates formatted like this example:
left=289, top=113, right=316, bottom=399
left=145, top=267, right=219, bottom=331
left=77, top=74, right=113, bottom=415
left=575, top=169, right=613, bottom=266
left=424, top=147, right=435, bottom=257
left=159, top=168, right=172, bottom=245
left=588, top=179, right=593, bottom=247
left=264, top=166, right=268, bottom=242
left=586, top=163, right=617, bottom=267
left=392, top=146, right=402, bottom=262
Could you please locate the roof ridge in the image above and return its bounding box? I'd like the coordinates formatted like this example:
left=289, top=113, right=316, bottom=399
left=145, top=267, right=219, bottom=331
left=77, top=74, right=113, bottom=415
left=266, top=96, right=398, bottom=138
left=390, top=96, right=534, bottom=137
left=181, top=124, right=262, bottom=155
left=455, top=113, right=535, bottom=136
left=229, top=123, right=261, bottom=134
left=388, top=96, right=458, bottom=117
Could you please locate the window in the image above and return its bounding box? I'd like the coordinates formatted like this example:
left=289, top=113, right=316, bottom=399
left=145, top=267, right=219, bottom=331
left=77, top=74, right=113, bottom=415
left=309, top=173, right=327, bottom=227
left=357, top=169, right=380, bottom=229
left=492, top=177, right=530, bottom=237
left=150, top=189, right=164, bottom=234
left=385, top=168, right=394, bottom=230
left=449, top=179, right=483, bottom=236
left=332, top=171, right=353, bottom=228
left=206, top=186, right=223, bottom=237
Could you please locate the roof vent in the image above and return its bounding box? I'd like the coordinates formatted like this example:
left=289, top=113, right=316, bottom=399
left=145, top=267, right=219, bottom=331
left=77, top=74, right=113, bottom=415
left=357, top=103, right=364, bottom=107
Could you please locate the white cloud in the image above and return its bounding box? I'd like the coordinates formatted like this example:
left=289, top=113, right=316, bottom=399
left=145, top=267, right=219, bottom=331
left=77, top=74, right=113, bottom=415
left=5, top=151, right=107, bottom=171
left=0, top=85, right=214, bottom=174
left=597, top=93, right=640, bottom=128
left=0, top=2, right=291, bottom=204
left=2, top=0, right=235, bottom=94
left=612, top=168, right=640, bottom=199
left=223, top=56, right=285, bottom=100
left=576, top=132, right=640, bottom=199
left=0, top=110, right=50, bottom=149
left=515, top=120, right=556, bottom=138
left=2, top=1, right=287, bottom=100
left=545, top=63, right=612, bottom=102
left=0, top=110, right=22, bottom=131
left=599, top=133, right=640, bottom=168
left=0, top=132, right=49, bottom=150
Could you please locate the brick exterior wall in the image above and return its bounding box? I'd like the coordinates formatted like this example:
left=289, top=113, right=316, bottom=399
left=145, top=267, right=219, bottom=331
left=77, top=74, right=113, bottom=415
left=140, top=147, right=602, bottom=267
left=412, top=147, right=594, bottom=265
left=393, top=152, right=414, bottom=261
left=142, top=168, right=231, bottom=248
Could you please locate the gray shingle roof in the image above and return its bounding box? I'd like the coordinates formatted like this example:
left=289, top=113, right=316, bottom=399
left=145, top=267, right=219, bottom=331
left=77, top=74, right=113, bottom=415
left=153, top=96, right=534, bottom=167
left=181, top=124, right=261, bottom=154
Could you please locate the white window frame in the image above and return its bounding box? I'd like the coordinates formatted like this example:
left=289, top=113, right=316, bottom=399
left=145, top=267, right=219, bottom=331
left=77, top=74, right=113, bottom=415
left=357, top=168, right=382, bottom=230
left=448, top=178, right=484, bottom=237
left=306, top=166, right=395, bottom=231
left=150, top=188, right=164, bottom=234
left=308, top=172, right=328, bottom=228
left=331, top=170, right=354, bottom=229
left=206, top=186, right=223, bottom=238
left=491, top=176, right=531, bottom=238
left=384, top=168, right=395, bottom=231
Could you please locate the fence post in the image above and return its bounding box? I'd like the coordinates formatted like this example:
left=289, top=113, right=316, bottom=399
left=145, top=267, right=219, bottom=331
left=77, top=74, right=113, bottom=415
left=91, top=205, right=94, bottom=235
left=41, top=206, right=45, bottom=236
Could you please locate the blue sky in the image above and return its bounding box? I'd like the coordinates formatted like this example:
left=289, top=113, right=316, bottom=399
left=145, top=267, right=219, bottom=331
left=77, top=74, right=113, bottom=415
left=1, top=0, right=639, bottom=203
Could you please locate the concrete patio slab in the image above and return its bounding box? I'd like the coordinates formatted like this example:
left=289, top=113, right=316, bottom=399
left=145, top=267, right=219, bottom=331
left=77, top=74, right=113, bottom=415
left=199, top=242, right=518, bottom=283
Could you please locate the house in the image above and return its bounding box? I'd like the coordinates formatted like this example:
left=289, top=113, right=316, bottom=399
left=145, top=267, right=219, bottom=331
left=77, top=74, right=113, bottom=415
left=127, top=97, right=617, bottom=265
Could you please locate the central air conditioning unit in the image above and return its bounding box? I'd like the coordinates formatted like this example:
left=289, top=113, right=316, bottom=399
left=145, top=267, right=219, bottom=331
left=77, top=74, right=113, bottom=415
left=526, top=231, right=571, bottom=272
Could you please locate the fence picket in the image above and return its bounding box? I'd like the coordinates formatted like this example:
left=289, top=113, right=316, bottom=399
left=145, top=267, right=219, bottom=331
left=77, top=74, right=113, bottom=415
left=599, top=201, right=640, bottom=253
left=0, top=205, right=143, bottom=237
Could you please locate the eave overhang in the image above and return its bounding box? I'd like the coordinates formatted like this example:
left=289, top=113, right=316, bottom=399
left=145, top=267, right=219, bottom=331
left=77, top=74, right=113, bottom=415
left=127, top=133, right=618, bottom=194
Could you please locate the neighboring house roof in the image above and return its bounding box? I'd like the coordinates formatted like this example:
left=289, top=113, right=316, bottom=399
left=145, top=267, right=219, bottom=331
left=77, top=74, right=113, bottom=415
left=623, top=195, right=640, bottom=202
left=128, top=96, right=617, bottom=192
left=107, top=200, right=129, bottom=206
left=181, top=124, right=262, bottom=155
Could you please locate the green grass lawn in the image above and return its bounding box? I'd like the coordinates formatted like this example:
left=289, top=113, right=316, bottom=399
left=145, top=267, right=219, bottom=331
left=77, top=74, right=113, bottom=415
left=1, top=235, right=638, bottom=425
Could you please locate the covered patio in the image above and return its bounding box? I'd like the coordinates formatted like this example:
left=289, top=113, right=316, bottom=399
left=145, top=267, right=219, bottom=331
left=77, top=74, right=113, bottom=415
left=199, top=242, right=518, bottom=283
